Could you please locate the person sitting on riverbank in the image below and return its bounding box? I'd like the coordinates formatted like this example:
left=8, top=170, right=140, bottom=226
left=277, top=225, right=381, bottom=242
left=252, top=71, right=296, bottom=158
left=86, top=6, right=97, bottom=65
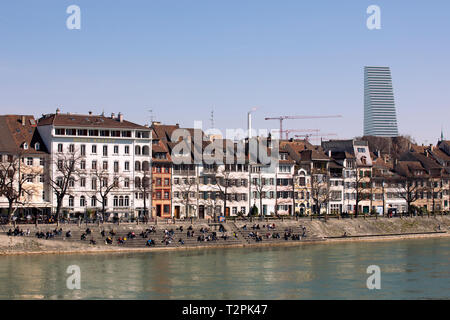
left=85, top=228, right=91, bottom=235
left=242, top=225, right=247, bottom=230
left=127, top=231, right=136, bottom=239
left=90, top=239, right=96, bottom=245
left=140, top=231, right=148, bottom=238
left=146, top=226, right=156, bottom=233
left=146, top=239, right=155, bottom=247
left=105, top=236, right=113, bottom=244
left=109, top=229, right=116, bottom=236
left=188, top=225, right=193, bottom=231
left=117, top=237, right=125, bottom=244
left=101, top=230, right=106, bottom=237
left=81, top=233, right=87, bottom=241
left=178, top=238, right=185, bottom=245
left=66, top=230, right=72, bottom=238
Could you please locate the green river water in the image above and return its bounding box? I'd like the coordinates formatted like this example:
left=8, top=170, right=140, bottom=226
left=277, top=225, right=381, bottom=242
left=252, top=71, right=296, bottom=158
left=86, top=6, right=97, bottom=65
left=0, top=238, right=448, bottom=299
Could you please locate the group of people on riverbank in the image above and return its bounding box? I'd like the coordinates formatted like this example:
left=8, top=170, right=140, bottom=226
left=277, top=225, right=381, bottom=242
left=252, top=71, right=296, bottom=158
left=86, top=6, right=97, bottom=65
left=7, top=227, right=30, bottom=237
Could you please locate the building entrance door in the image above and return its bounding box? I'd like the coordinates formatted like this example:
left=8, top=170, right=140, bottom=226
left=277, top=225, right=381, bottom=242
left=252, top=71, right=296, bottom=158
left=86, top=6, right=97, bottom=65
left=199, top=205, right=205, bottom=219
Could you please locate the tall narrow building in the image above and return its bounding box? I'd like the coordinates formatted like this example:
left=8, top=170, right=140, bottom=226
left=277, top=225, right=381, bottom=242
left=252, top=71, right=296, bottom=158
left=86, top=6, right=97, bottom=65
left=364, top=66, right=399, bottom=137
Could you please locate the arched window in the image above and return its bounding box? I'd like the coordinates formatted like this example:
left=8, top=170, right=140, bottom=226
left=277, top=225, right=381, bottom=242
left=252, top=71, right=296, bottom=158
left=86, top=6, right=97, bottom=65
left=113, top=196, right=118, bottom=207
left=68, top=196, right=74, bottom=207
left=80, top=196, right=86, bottom=207
left=142, top=161, right=150, bottom=171
left=135, top=161, right=141, bottom=171
left=124, top=196, right=129, bottom=207
left=119, top=196, right=124, bottom=207
left=135, top=177, right=141, bottom=188
left=135, top=145, right=141, bottom=155
left=142, top=146, right=150, bottom=155
left=91, top=196, right=97, bottom=207
left=22, top=142, right=28, bottom=150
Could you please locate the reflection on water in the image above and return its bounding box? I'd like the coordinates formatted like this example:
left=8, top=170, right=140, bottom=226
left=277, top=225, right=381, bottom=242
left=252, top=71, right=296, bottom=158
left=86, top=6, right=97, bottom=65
left=0, top=238, right=449, bottom=299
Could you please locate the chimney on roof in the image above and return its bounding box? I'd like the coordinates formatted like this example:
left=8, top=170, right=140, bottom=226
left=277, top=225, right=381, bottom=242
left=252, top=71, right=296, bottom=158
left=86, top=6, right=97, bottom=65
left=21, top=115, right=26, bottom=126
left=118, top=112, right=123, bottom=123
left=88, top=111, right=93, bottom=115
left=56, top=108, right=60, bottom=115
left=152, top=121, right=161, bottom=126
left=111, top=112, right=115, bottom=119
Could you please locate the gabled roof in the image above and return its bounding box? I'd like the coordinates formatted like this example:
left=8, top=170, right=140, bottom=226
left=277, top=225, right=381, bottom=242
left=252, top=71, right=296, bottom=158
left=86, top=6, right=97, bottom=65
left=0, top=115, right=48, bottom=155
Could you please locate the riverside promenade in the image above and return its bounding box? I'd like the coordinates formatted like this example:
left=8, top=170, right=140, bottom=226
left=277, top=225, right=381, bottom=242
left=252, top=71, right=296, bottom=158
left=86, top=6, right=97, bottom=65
left=1, top=216, right=449, bottom=255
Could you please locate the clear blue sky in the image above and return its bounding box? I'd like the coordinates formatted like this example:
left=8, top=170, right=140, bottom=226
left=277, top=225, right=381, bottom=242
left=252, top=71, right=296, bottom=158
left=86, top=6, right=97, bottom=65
left=0, top=0, right=449, bottom=144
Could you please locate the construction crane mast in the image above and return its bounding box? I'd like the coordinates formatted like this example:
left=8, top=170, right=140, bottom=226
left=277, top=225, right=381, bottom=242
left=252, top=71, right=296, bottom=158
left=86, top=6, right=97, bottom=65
left=265, top=115, right=342, bottom=140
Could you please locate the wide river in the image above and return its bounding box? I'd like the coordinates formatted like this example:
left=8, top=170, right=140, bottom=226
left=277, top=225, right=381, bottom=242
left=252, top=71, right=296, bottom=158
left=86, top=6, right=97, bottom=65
left=0, top=238, right=449, bottom=299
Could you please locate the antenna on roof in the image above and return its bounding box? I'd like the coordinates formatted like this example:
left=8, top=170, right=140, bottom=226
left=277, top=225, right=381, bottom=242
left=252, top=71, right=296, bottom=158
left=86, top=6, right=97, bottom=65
left=148, top=109, right=154, bottom=124
left=210, top=108, right=215, bottom=129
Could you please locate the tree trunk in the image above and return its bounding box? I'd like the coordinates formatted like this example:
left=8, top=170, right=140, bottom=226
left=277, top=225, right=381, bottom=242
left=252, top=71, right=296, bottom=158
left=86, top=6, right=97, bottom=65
left=7, top=199, right=14, bottom=225
left=55, top=199, right=62, bottom=227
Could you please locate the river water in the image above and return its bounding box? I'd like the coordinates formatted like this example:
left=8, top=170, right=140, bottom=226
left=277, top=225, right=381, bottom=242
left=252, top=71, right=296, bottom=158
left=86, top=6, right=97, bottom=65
left=0, top=238, right=449, bottom=299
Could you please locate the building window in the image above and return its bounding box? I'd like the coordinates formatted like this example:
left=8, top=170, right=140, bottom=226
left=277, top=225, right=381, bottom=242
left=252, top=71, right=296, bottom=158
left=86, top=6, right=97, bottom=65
left=58, top=144, right=63, bottom=153
left=92, top=178, right=97, bottom=190
left=163, top=205, right=170, bottom=214
left=68, top=196, right=74, bottom=207
left=91, top=196, right=97, bottom=207
left=103, top=161, right=108, bottom=170
left=125, top=146, right=130, bottom=154
left=125, top=161, right=130, bottom=171
left=124, top=178, right=130, bottom=188
left=81, top=145, right=86, bottom=156
left=91, top=160, right=97, bottom=170
left=114, top=161, right=119, bottom=172
left=114, top=145, right=119, bottom=154
left=80, top=196, right=86, bottom=207
left=92, top=145, right=97, bottom=154
left=80, top=160, right=86, bottom=170
left=35, top=143, right=40, bottom=151
left=103, top=145, right=108, bottom=156
left=69, top=144, right=75, bottom=153
left=26, top=157, right=33, bottom=166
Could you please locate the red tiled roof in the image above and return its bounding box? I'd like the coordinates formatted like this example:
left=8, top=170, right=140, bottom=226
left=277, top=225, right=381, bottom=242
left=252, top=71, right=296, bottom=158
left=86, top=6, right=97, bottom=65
left=0, top=115, right=48, bottom=155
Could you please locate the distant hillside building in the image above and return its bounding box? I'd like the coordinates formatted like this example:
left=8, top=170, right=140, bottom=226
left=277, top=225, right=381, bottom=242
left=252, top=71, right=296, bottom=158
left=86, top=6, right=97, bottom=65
left=364, top=66, right=399, bottom=137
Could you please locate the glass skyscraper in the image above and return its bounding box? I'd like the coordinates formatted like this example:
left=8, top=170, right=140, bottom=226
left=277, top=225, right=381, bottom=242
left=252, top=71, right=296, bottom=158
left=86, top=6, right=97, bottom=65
left=364, top=66, right=399, bottom=137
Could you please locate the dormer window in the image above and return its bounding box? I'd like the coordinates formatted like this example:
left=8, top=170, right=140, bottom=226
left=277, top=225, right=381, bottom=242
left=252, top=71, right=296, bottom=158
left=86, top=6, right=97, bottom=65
left=22, top=142, right=28, bottom=150
left=35, top=143, right=40, bottom=151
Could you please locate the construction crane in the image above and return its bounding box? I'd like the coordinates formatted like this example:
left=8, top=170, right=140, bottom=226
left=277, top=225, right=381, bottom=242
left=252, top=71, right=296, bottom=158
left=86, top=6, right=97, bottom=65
left=265, top=115, right=343, bottom=140
left=295, top=133, right=338, bottom=143
left=283, top=129, right=320, bottom=140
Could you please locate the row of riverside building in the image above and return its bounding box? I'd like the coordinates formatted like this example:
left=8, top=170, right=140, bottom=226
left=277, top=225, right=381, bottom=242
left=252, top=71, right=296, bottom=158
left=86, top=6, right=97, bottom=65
left=1, top=110, right=449, bottom=221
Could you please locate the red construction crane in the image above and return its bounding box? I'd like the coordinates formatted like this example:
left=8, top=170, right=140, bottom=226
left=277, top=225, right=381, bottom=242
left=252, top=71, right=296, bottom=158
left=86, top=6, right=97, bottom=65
left=265, top=115, right=343, bottom=140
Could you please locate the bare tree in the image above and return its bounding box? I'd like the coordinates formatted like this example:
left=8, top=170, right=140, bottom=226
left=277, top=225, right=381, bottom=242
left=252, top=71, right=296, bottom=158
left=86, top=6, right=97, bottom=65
left=310, top=171, right=331, bottom=220
left=251, top=171, right=269, bottom=217
left=173, top=165, right=197, bottom=218
left=354, top=167, right=372, bottom=218
left=395, top=177, right=421, bottom=216
left=47, top=151, right=82, bottom=225
left=0, top=153, right=41, bottom=224
left=212, top=167, right=235, bottom=217
left=91, top=168, right=123, bottom=223
left=135, top=169, right=152, bottom=223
